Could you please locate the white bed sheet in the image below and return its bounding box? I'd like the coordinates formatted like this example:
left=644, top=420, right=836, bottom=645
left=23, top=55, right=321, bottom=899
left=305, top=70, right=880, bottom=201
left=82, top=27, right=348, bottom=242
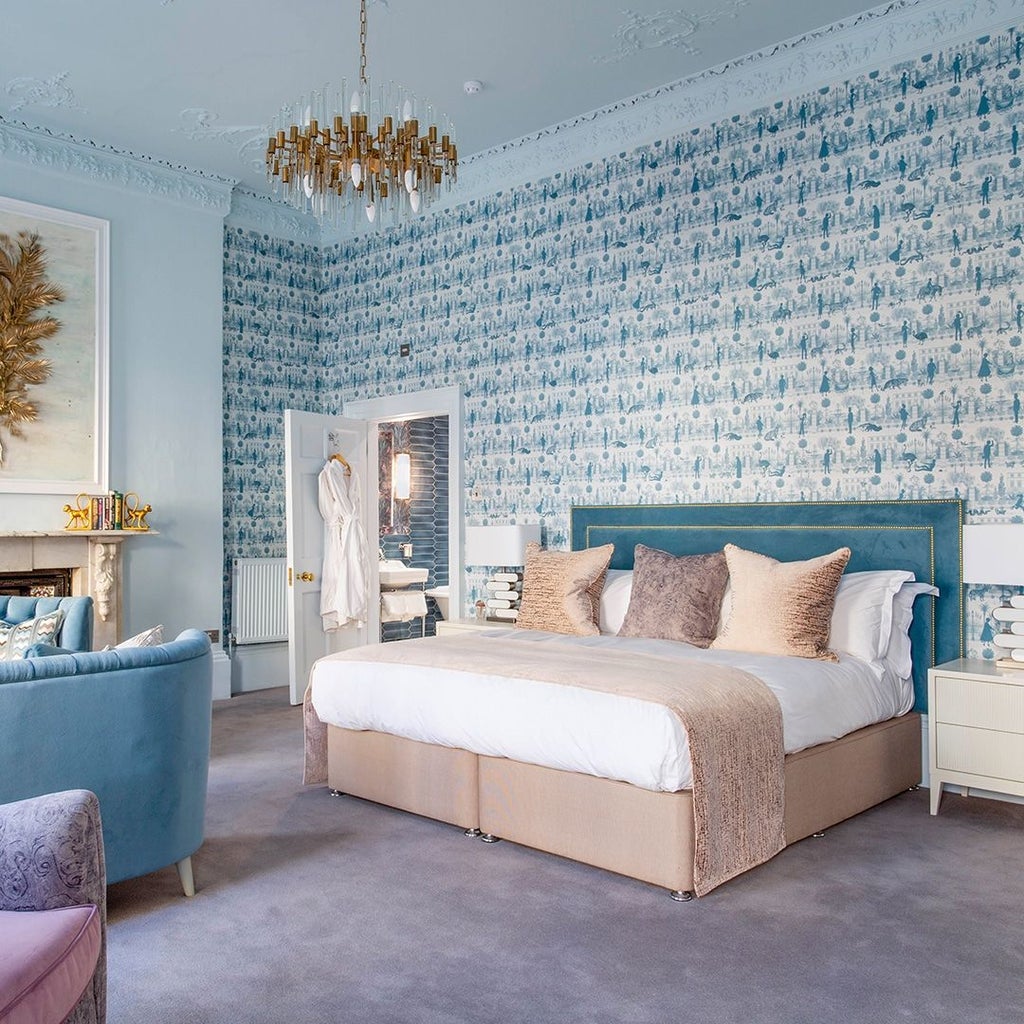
left=310, top=630, right=913, bottom=793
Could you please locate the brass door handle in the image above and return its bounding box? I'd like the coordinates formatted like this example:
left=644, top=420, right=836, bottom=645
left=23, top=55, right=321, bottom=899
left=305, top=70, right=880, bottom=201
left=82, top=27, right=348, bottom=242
left=297, top=571, right=315, bottom=582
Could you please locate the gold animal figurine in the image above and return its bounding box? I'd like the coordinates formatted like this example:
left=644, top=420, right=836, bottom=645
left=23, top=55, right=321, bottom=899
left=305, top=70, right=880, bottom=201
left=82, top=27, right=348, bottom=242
left=123, top=492, right=152, bottom=531
left=63, top=494, right=91, bottom=531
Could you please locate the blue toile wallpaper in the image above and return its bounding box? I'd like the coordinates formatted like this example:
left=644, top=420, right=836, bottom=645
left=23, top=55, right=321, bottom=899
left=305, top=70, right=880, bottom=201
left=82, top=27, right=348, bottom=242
left=225, top=25, right=1024, bottom=656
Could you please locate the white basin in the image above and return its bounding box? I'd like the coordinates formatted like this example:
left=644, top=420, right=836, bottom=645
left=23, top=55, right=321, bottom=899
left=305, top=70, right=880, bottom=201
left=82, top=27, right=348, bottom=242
left=379, top=561, right=429, bottom=590
left=425, top=585, right=449, bottom=619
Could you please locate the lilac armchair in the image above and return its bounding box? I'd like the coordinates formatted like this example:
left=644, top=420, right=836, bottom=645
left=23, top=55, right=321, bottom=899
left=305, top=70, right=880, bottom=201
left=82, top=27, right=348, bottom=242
left=0, top=790, right=106, bottom=1024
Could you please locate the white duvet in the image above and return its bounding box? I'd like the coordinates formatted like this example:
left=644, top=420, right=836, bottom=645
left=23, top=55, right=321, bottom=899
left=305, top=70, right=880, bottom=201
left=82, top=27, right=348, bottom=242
left=310, top=629, right=913, bottom=793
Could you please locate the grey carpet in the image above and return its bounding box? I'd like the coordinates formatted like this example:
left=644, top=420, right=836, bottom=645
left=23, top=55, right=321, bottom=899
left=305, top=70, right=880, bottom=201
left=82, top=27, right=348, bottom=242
left=107, top=688, right=1024, bottom=1023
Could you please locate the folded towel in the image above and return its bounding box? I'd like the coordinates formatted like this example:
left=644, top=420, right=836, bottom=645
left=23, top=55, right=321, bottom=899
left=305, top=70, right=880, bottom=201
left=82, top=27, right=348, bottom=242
left=380, top=591, right=428, bottom=623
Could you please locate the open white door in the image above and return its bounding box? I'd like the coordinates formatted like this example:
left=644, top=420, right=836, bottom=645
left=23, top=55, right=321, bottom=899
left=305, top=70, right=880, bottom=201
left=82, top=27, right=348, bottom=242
left=284, top=409, right=370, bottom=705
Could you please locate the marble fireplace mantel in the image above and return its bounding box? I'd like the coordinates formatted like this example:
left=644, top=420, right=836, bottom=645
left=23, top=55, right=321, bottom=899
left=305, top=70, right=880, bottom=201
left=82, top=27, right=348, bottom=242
left=0, top=531, right=157, bottom=650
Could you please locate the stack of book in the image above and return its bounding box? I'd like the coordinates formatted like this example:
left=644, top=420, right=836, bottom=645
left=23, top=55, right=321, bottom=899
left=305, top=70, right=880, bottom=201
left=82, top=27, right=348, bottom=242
left=991, top=596, right=1024, bottom=667
left=64, top=491, right=126, bottom=531
left=484, top=572, right=522, bottom=621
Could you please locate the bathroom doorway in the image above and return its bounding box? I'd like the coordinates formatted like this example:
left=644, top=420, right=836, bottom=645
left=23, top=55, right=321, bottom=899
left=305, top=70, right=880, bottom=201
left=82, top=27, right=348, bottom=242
left=343, top=386, right=464, bottom=644
left=377, top=414, right=449, bottom=641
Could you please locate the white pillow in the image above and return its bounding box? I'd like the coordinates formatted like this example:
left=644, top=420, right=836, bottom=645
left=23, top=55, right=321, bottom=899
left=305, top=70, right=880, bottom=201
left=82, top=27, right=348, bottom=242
left=599, top=570, right=633, bottom=635
left=105, top=624, right=164, bottom=650
left=882, top=582, right=939, bottom=679
left=829, top=570, right=916, bottom=663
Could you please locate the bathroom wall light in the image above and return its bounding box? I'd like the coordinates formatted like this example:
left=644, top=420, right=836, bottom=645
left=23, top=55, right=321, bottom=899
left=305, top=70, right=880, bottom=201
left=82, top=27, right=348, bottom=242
left=393, top=452, right=411, bottom=500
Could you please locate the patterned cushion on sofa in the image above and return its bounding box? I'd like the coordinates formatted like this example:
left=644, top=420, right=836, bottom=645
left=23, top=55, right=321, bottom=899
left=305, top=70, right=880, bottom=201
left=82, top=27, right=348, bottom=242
left=0, top=610, right=64, bottom=661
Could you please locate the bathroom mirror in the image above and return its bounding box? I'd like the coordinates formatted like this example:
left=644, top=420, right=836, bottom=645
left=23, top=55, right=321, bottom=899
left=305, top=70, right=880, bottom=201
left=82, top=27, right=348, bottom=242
left=378, top=422, right=411, bottom=536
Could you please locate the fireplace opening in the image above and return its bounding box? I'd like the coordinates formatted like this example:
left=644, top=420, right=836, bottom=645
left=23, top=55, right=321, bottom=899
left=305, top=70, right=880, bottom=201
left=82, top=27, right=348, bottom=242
left=0, top=569, right=73, bottom=598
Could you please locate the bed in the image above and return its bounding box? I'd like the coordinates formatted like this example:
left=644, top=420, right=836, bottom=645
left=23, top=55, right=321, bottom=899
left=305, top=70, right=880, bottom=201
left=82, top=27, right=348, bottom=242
left=305, top=499, right=964, bottom=899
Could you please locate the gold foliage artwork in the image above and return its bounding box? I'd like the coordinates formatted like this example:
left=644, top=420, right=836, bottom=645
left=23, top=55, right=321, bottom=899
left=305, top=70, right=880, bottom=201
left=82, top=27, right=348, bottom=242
left=0, top=232, right=64, bottom=466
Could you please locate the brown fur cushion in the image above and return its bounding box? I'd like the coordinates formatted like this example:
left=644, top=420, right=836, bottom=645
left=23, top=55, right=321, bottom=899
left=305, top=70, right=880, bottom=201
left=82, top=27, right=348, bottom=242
left=618, top=545, right=729, bottom=646
left=711, top=543, right=852, bottom=661
left=516, top=543, right=614, bottom=636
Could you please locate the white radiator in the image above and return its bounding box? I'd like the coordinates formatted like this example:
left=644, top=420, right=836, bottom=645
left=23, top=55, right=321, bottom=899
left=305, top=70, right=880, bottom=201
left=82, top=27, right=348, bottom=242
left=231, top=557, right=288, bottom=645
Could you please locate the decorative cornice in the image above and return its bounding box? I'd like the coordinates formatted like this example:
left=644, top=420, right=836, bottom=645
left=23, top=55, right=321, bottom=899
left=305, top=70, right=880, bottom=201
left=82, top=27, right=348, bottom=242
left=226, top=188, right=321, bottom=242
left=314, top=0, right=1020, bottom=243
left=0, top=116, right=234, bottom=214
left=7, top=0, right=1009, bottom=240
left=454, top=0, right=1021, bottom=209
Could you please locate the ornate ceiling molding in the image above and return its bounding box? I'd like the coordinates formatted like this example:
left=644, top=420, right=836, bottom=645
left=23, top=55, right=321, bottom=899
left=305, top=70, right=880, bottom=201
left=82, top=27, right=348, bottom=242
left=452, top=0, right=1023, bottom=213
left=6, top=0, right=1006, bottom=240
left=0, top=116, right=234, bottom=214
left=4, top=72, right=82, bottom=114
left=227, top=188, right=321, bottom=242
left=176, top=108, right=268, bottom=175
left=593, top=3, right=751, bottom=64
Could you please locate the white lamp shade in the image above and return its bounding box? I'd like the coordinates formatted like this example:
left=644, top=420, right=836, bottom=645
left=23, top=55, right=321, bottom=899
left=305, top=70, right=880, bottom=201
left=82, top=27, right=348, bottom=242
left=393, top=452, right=411, bottom=500
left=464, top=524, right=542, bottom=567
left=963, top=524, right=1024, bottom=585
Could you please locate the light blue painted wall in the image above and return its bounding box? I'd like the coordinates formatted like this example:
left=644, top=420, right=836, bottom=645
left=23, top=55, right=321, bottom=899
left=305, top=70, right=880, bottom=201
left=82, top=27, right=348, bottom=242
left=0, top=156, right=226, bottom=641
left=224, top=23, right=1024, bottom=659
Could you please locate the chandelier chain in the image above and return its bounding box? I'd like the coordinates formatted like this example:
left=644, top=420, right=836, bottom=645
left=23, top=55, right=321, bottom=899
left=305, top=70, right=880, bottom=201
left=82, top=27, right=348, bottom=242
left=359, top=0, right=368, bottom=88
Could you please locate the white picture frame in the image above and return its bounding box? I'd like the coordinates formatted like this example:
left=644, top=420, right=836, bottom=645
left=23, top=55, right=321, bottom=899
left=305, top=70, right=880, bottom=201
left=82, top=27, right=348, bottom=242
left=0, top=195, right=109, bottom=494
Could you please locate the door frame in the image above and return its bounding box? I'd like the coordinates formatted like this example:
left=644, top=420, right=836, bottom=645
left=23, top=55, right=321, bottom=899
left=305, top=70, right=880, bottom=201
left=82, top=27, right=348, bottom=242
left=343, top=386, right=464, bottom=628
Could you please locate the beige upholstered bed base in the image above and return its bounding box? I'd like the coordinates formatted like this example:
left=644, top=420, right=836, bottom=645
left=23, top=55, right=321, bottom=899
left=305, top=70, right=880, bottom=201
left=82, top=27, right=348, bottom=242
left=326, top=712, right=921, bottom=896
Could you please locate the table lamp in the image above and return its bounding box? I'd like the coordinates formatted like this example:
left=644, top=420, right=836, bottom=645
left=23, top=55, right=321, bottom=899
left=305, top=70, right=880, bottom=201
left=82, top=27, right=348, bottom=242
left=464, top=524, right=542, bottom=621
left=963, top=524, right=1024, bottom=668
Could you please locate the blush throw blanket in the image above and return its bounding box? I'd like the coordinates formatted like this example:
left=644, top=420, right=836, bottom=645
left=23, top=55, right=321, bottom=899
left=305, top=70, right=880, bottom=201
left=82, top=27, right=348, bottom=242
left=303, top=635, right=785, bottom=896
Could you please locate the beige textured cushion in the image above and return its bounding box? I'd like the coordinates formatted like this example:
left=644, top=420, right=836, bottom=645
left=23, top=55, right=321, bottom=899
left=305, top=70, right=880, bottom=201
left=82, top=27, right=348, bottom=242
left=711, top=544, right=852, bottom=661
left=618, top=545, right=728, bottom=646
left=516, top=543, right=614, bottom=636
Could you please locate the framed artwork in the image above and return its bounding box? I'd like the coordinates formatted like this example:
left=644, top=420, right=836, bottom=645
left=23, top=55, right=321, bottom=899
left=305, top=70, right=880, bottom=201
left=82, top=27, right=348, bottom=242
left=0, top=195, right=109, bottom=494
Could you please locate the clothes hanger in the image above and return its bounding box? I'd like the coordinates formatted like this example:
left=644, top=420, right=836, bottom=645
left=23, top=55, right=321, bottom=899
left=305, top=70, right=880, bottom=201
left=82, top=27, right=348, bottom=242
left=329, top=452, right=352, bottom=476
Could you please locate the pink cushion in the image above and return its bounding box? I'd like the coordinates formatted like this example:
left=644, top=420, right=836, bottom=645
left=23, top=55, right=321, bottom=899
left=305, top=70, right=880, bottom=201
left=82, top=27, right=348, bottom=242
left=0, top=906, right=100, bottom=1024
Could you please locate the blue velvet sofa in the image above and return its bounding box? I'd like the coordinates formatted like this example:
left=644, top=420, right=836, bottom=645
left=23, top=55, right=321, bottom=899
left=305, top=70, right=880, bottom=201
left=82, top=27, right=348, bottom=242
left=0, top=630, right=212, bottom=894
left=0, top=595, right=94, bottom=655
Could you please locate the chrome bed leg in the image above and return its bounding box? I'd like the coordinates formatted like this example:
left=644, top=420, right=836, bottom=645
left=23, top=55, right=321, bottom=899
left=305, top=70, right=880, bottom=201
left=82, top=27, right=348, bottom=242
left=329, top=789, right=345, bottom=797
left=480, top=833, right=502, bottom=844
left=463, top=827, right=482, bottom=838
left=669, top=890, right=693, bottom=903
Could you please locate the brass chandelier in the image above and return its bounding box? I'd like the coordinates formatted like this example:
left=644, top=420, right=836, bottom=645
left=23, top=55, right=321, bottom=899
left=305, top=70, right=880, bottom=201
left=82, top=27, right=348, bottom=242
left=266, top=0, right=458, bottom=225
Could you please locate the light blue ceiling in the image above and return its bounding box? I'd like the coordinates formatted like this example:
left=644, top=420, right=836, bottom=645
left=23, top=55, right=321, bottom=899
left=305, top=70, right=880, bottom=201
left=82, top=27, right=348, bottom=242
left=1, top=0, right=890, bottom=193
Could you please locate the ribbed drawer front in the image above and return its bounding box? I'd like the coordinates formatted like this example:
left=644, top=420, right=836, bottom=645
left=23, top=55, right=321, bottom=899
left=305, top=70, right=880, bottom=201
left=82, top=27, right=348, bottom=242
left=935, top=723, right=1024, bottom=781
left=934, top=677, right=1024, bottom=733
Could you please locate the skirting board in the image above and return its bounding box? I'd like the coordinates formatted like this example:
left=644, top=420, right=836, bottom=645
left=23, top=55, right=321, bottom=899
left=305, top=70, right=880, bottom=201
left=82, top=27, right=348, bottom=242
left=211, top=649, right=231, bottom=702
left=230, top=641, right=288, bottom=695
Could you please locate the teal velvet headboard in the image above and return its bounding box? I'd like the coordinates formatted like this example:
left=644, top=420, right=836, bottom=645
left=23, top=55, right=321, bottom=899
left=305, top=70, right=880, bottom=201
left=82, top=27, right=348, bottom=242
left=570, top=499, right=964, bottom=713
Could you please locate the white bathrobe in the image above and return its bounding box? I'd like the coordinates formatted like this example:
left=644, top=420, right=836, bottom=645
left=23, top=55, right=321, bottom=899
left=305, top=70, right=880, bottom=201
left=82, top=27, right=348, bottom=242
left=318, top=458, right=369, bottom=630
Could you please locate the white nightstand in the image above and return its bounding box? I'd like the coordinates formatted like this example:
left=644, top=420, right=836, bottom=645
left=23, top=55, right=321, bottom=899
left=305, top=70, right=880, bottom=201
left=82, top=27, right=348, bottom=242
left=927, top=658, right=1024, bottom=814
left=435, top=618, right=516, bottom=636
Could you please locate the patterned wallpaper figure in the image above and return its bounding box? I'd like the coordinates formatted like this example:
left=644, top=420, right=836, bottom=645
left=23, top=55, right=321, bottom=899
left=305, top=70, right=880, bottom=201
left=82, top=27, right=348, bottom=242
left=225, top=23, right=1024, bottom=656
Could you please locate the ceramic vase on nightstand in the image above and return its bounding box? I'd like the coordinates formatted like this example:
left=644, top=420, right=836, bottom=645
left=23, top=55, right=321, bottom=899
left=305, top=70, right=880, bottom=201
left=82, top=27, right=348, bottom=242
left=991, top=595, right=1024, bottom=668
